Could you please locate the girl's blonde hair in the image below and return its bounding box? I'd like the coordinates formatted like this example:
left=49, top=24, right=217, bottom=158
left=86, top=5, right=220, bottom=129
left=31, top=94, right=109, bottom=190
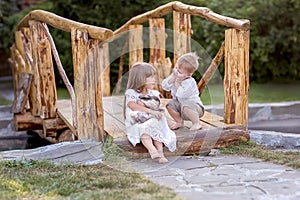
left=176, top=52, right=199, bottom=73
left=126, top=62, right=156, bottom=92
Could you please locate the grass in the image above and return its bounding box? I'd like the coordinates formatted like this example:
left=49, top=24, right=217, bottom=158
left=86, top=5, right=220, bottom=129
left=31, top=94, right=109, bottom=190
left=0, top=159, right=181, bottom=200
left=220, top=140, right=300, bottom=169
left=0, top=97, right=12, bottom=106
left=1, top=82, right=300, bottom=105
left=201, top=82, right=300, bottom=105
left=0, top=138, right=182, bottom=200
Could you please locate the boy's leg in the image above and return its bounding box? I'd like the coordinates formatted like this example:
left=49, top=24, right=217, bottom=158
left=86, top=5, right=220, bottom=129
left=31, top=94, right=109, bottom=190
left=183, top=107, right=202, bottom=130
left=166, top=105, right=183, bottom=130
left=141, top=134, right=161, bottom=159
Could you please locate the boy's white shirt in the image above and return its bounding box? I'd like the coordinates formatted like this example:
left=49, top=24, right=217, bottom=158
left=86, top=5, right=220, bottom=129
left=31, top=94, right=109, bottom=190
left=162, top=75, right=203, bottom=106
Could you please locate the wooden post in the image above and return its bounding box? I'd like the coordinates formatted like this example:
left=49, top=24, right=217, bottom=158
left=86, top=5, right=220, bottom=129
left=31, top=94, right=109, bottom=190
left=149, top=18, right=171, bottom=93
left=71, top=28, right=104, bottom=142
left=224, top=28, right=249, bottom=126
left=11, top=72, right=33, bottom=114
left=29, top=21, right=57, bottom=118
left=129, top=25, right=143, bottom=68
left=99, top=42, right=110, bottom=96
left=173, top=11, right=192, bottom=64
left=14, top=28, right=32, bottom=111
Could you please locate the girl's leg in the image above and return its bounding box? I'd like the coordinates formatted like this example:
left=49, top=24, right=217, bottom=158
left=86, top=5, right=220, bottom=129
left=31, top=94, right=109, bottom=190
left=183, top=107, right=202, bottom=130
left=166, top=105, right=183, bottom=130
left=153, top=140, right=168, bottom=163
left=141, top=134, right=161, bottom=159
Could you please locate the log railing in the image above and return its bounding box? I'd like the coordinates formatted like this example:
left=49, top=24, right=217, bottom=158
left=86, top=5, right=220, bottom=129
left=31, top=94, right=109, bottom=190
left=9, top=1, right=249, bottom=143
left=122, top=1, right=250, bottom=125
left=10, top=10, right=113, bottom=142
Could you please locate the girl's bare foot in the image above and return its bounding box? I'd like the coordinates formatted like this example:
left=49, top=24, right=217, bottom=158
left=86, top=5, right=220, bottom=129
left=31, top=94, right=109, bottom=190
left=189, top=123, right=202, bottom=131
left=149, top=150, right=161, bottom=159
left=157, top=150, right=169, bottom=163
left=158, top=156, right=169, bottom=164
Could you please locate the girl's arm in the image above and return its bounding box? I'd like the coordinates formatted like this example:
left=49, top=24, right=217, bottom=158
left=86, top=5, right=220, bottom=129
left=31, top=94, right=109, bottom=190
left=128, top=101, right=162, bottom=119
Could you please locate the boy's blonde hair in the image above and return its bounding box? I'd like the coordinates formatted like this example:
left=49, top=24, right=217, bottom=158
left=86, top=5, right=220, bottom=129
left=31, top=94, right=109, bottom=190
left=176, top=52, right=199, bottom=73
left=126, top=62, right=156, bottom=92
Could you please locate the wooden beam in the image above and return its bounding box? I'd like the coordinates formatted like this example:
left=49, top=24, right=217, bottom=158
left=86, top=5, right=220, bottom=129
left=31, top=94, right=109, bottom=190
left=14, top=112, right=43, bottom=131
left=172, top=2, right=249, bottom=31
left=173, top=11, right=191, bottom=64
left=71, top=29, right=104, bottom=142
left=43, top=117, right=68, bottom=137
left=224, top=28, right=250, bottom=126
left=149, top=18, right=170, bottom=93
left=11, top=72, right=33, bottom=114
left=114, top=1, right=249, bottom=35
left=113, top=127, right=249, bottom=157
left=58, top=129, right=76, bottom=142
left=39, top=23, right=76, bottom=128
left=17, top=10, right=113, bottom=41
left=29, top=21, right=57, bottom=119
left=198, top=42, right=225, bottom=94
left=114, top=2, right=174, bottom=35
left=129, top=25, right=143, bottom=68
left=99, top=42, right=110, bottom=96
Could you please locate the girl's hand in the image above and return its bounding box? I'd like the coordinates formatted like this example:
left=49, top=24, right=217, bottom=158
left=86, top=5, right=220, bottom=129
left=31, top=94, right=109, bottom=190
left=149, top=110, right=162, bottom=120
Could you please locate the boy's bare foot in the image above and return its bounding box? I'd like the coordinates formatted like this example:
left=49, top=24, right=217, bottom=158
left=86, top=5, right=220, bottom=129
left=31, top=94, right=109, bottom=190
left=149, top=150, right=161, bottom=159
left=170, top=122, right=182, bottom=130
left=189, top=123, right=202, bottom=131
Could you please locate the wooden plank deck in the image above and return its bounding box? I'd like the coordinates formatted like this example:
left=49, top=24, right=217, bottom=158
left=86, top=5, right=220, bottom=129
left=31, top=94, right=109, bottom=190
left=57, top=96, right=249, bottom=156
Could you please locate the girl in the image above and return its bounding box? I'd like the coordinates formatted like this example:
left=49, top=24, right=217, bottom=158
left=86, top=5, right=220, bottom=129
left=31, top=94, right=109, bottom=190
left=124, top=62, right=176, bottom=163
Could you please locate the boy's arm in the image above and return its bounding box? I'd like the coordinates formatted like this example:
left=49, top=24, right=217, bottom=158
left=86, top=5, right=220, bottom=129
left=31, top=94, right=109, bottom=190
left=162, top=73, right=176, bottom=90
left=176, top=78, right=199, bottom=98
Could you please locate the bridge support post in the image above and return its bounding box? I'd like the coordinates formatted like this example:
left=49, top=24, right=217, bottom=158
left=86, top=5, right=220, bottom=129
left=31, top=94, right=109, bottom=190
left=224, top=28, right=250, bottom=126
left=71, top=28, right=105, bottom=142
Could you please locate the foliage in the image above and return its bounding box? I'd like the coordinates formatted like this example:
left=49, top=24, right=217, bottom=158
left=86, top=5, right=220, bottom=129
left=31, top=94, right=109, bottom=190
left=0, top=0, right=52, bottom=52
left=0, top=0, right=299, bottom=85
left=0, top=0, right=21, bottom=50
left=186, top=0, right=300, bottom=82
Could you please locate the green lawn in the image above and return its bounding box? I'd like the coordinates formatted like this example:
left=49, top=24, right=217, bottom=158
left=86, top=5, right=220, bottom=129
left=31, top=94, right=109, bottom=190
left=0, top=159, right=181, bottom=200
left=201, top=82, right=300, bottom=105
left=1, top=83, right=300, bottom=106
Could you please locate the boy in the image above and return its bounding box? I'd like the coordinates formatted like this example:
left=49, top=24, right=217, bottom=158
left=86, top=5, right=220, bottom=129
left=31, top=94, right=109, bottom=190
left=162, top=52, right=204, bottom=130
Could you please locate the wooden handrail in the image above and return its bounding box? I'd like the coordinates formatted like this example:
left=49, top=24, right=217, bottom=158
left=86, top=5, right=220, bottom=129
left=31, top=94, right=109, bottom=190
left=17, top=10, right=113, bottom=41
left=114, top=1, right=249, bottom=35
left=198, top=42, right=225, bottom=94
left=40, top=23, right=77, bottom=130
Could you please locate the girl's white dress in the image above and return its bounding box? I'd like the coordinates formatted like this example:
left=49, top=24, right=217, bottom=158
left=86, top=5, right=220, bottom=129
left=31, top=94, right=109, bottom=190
left=124, top=89, right=176, bottom=152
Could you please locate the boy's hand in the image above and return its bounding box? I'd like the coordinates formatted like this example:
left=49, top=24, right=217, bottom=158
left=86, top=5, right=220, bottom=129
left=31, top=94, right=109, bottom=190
left=173, top=67, right=187, bottom=81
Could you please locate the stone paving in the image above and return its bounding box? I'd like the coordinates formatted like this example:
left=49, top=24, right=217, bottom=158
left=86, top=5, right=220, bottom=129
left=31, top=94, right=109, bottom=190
left=0, top=138, right=299, bottom=200
left=130, top=155, right=300, bottom=200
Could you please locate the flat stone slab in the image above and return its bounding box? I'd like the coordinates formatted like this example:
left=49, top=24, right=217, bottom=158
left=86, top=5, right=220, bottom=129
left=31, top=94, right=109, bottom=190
left=250, top=130, right=300, bottom=149
left=128, top=155, right=300, bottom=200
left=0, top=139, right=104, bottom=165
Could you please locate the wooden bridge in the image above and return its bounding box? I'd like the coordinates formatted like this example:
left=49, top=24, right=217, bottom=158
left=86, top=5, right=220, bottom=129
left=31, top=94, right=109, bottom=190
left=8, top=1, right=250, bottom=156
